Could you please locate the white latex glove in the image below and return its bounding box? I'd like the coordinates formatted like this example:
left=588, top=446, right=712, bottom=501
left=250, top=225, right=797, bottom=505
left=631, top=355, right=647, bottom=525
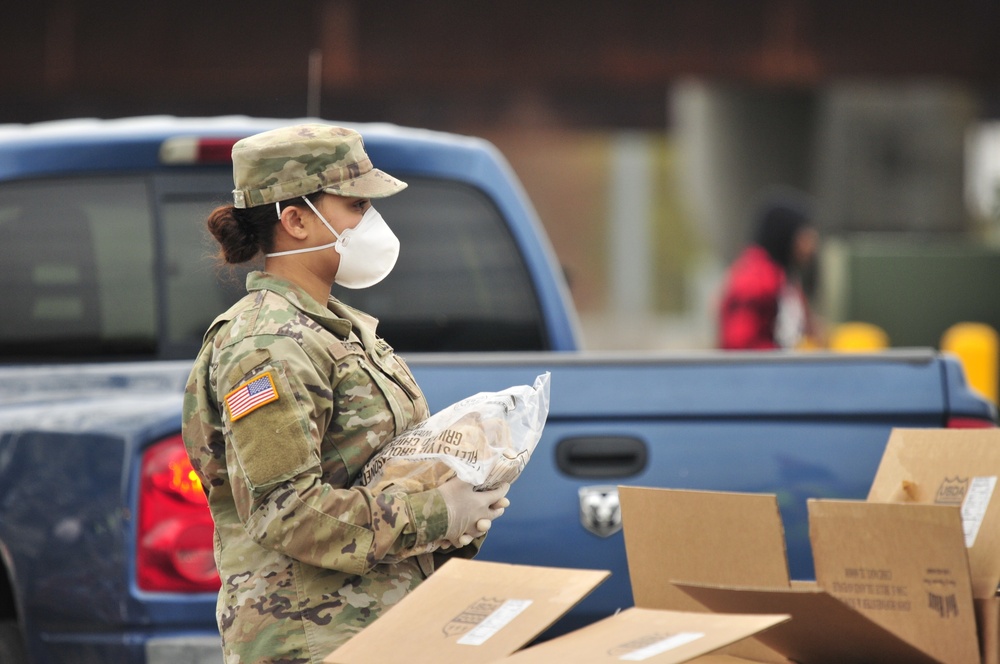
left=437, top=479, right=511, bottom=547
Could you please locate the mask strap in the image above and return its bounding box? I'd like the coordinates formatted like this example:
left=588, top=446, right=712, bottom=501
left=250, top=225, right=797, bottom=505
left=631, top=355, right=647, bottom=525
left=300, top=196, right=343, bottom=240
left=264, top=196, right=341, bottom=258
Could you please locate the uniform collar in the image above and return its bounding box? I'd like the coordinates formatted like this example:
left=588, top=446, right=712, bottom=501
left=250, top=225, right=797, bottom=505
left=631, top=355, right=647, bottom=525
left=245, top=271, right=354, bottom=337
left=327, top=299, right=384, bottom=352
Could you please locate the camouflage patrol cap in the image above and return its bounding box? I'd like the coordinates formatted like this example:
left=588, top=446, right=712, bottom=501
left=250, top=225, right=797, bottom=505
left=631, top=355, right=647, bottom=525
left=231, top=124, right=407, bottom=208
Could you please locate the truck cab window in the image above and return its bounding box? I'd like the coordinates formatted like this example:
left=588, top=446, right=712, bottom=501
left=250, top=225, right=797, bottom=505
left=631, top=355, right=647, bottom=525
left=0, top=177, right=156, bottom=361
left=0, top=173, right=546, bottom=362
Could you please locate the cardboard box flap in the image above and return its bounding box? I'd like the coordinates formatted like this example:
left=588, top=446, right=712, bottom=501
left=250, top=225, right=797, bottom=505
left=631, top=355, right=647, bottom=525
left=867, top=428, right=1000, bottom=597
left=620, top=487, right=791, bottom=612
left=809, top=499, right=980, bottom=664
left=492, top=607, right=790, bottom=664
left=324, top=559, right=610, bottom=664
left=675, top=582, right=946, bottom=664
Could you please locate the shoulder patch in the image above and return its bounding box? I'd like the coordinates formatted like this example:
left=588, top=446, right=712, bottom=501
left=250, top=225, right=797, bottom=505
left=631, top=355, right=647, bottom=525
left=225, top=371, right=279, bottom=422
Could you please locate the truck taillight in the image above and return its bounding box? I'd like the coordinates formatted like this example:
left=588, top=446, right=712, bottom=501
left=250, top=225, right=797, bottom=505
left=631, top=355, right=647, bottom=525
left=946, top=416, right=998, bottom=429
left=137, top=434, right=220, bottom=592
left=159, top=136, right=240, bottom=164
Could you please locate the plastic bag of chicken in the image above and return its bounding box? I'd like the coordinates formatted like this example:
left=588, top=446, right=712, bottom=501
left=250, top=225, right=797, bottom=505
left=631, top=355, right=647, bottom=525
left=356, top=372, right=551, bottom=496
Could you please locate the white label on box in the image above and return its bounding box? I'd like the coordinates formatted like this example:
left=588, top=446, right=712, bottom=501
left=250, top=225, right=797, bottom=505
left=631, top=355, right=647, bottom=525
left=618, top=632, right=705, bottom=661
left=457, top=599, right=533, bottom=646
left=961, top=476, right=997, bottom=548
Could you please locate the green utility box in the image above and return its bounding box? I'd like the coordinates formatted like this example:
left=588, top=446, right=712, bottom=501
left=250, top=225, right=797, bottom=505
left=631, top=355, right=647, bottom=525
left=823, top=237, right=1000, bottom=349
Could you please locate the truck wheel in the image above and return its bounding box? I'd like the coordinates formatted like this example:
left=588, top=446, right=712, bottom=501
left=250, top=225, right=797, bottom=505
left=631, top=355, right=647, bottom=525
left=0, top=620, right=26, bottom=663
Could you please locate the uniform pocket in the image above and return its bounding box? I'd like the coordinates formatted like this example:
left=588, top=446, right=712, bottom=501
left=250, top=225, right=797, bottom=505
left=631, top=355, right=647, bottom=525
left=226, top=362, right=318, bottom=492
left=375, top=345, right=425, bottom=406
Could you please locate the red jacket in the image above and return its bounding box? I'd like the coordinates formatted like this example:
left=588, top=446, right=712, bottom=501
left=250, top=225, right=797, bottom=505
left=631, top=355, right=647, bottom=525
left=718, top=245, right=798, bottom=350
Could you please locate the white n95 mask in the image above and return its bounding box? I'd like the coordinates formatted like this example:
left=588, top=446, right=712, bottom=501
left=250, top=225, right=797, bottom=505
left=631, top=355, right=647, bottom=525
left=266, top=197, right=400, bottom=289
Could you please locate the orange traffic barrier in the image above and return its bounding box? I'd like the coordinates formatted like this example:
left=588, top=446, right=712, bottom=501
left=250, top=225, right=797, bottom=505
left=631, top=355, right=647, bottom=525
left=941, top=322, right=999, bottom=405
left=829, top=322, right=890, bottom=353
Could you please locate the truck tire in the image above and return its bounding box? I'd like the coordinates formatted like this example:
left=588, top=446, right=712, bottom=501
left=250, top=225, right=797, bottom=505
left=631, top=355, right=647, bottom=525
left=0, top=620, right=26, bottom=663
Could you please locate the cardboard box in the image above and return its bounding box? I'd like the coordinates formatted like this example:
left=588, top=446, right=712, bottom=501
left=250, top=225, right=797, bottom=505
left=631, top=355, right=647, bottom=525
left=676, top=579, right=948, bottom=664
left=324, top=558, right=609, bottom=664
left=867, top=429, right=1000, bottom=664
left=619, top=488, right=791, bottom=611
left=809, top=499, right=979, bottom=662
left=325, top=557, right=787, bottom=664
left=494, top=607, right=789, bottom=664
left=619, top=487, right=792, bottom=663
left=620, top=428, right=1000, bottom=664
left=678, top=499, right=979, bottom=663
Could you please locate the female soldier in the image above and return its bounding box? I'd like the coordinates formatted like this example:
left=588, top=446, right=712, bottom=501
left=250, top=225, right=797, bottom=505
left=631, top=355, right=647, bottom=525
left=182, top=124, right=510, bottom=663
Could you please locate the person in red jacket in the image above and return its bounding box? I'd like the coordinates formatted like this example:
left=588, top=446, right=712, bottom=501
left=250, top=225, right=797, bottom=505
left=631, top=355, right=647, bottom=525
left=718, top=193, right=820, bottom=350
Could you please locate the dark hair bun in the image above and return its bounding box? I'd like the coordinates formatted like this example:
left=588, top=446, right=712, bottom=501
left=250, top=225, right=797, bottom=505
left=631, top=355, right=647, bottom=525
left=206, top=205, right=260, bottom=264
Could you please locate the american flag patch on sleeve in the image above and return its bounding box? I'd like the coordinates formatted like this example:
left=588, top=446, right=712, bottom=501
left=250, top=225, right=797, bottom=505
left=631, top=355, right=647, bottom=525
left=225, top=372, right=279, bottom=422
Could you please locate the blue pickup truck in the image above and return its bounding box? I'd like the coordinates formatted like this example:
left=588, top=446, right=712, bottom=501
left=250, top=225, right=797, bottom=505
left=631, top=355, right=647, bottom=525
left=0, top=116, right=995, bottom=664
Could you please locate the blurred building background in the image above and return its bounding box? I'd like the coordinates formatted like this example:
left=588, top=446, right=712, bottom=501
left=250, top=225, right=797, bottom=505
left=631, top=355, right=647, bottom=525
left=5, top=0, right=1000, bottom=351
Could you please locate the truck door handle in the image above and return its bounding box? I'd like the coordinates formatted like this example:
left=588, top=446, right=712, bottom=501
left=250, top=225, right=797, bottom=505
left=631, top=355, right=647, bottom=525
left=555, top=436, right=647, bottom=478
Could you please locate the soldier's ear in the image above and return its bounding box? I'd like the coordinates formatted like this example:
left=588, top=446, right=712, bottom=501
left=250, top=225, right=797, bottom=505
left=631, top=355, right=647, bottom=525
left=276, top=204, right=309, bottom=241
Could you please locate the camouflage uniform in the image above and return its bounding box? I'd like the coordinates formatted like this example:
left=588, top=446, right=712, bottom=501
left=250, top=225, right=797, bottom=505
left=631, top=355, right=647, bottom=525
left=182, top=124, right=474, bottom=663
